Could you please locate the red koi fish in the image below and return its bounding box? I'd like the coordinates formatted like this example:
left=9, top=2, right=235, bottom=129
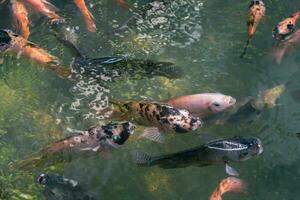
left=73, top=0, right=96, bottom=32
left=0, top=29, right=71, bottom=78
left=22, top=0, right=64, bottom=23
left=273, top=11, right=300, bottom=41
left=240, top=0, right=265, bottom=57
left=11, top=0, right=30, bottom=39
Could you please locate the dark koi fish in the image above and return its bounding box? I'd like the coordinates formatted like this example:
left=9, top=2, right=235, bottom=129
left=133, top=136, right=263, bottom=176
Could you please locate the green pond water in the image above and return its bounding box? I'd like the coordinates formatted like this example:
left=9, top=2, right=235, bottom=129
left=0, top=0, right=300, bottom=199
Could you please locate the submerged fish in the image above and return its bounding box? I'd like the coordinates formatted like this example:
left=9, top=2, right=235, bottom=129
left=22, top=0, right=64, bottom=23
left=209, top=177, right=247, bottom=200
left=273, top=29, right=300, bottom=64
left=163, top=93, right=236, bottom=117
left=113, top=0, right=129, bottom=11
left=133, top=136, right=263, bottom=176
left=273, top=11, right=300, bottom=41
left=111, top=101, right=202, bottom=143
left=54, top=35, right=183, bottom=80
left=37, top=173, right=95, bottom=200
left=0, top=29, right=71, bottom=78
left=259, top=84, right=285, bottom=108
left=11, top=0, right=30, bottom=39
left=17, top=121, right=135, bottom=169
left=73, top=0, right=96, bottom=32
left=240, top=0, right=265, bottom=57
left=205, top=85, right=285, bottom=125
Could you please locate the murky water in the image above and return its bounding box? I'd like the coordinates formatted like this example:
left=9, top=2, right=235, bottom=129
left=0, top=0, right=300, bottom=199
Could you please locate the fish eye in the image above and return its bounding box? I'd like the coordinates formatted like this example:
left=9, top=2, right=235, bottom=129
left=112, top=135, right=121, bottom=142
left=213, top=102, right=220, bottom=107
left=287, top=24, right=294, bottom=30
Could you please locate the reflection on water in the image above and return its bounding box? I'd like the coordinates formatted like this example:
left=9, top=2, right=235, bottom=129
left=0, top=0, right=300, bottom=199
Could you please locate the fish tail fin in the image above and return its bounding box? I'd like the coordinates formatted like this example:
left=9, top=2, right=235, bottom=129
left=42, top=0, right=59, bottom=12
left=220, top=177, right=247, bottom=195
left=131, top=150, right=155, bottom=166
left=12, top=155, right=44, bottom=170
left=273, top=44, right=288, bottom=64
left=240, top=38, right=250, bottom=58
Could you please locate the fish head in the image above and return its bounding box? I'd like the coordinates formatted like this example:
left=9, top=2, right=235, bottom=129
left=0, top=29, right=12, bottom=52
left=273, top=19, right=296, bottom=41
left=109, top=121, right=136, bottom=145
left=207, top=136, right=263, bottom=162
left=233, top=137, right=263, bottom=161
left=37, top=173, right=50, bottom=186
left=160, top=107, right=202, bottom=133
left=208, top=94, right=236, bottom=113
left=37, top=173, right=78, bottom=188
left=250, top=0, right=264, bottom=7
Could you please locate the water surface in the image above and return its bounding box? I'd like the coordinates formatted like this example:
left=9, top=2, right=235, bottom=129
left=0, top=0, right=300, bottom=199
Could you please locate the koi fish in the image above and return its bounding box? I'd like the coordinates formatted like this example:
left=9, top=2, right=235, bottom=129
left=22, top=0, right=64, bottom=23
left=37, top=173, right=96, bottom=200
left=0, top=29, right=71, bottom=78
left=111, top=101, right=202, bottom=143
left=240, top=0, right=265, bottom=57
left=16, top=122, right=135, bottom=169
left=113, top=0, right=129, bottom=11
left=133, top=136, right=263, bottom=176
left=273, top=11, right=300, bottom=41
left=273, top=29, right=300, bottom=64
left=209, top=177, right=247, bottom=200
left=73, top=0, right=96, bottom=32
left=53, top=35, right=183, bottom=80
left=11, top=0, right=30, bottom=39
left=163, top=93, right=236, bottom=117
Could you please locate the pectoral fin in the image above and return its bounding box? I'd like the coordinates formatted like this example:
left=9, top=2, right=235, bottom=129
left=139, top=127, right=165, bottom=143
left=225, top=163, right=239, bottom=176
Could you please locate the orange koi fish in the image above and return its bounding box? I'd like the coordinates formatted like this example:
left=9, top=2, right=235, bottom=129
left=0, top=29, right=71, bottom=78
left=273, top=11, right=300, bottom=41
left=11, top=0, right=30, bottom=40
left=73, top=0, right=96, bottom=32
left=22, top=0, right=64, bottom=23
left=209, top=177, right=247, bottom=200
left=113, top=0, right=129, bottom=11
left=273, top=29, right=300, bottom=64
left=240, top=0, right=265, bottom=57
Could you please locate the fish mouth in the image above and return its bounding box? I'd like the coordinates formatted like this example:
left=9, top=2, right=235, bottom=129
left=228, top=96, right=237, bottom=106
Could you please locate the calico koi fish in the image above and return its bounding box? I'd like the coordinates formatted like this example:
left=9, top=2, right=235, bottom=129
left=111, top=101, right=202, bottom=143
left=16, top=122, right=135, bottom=169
